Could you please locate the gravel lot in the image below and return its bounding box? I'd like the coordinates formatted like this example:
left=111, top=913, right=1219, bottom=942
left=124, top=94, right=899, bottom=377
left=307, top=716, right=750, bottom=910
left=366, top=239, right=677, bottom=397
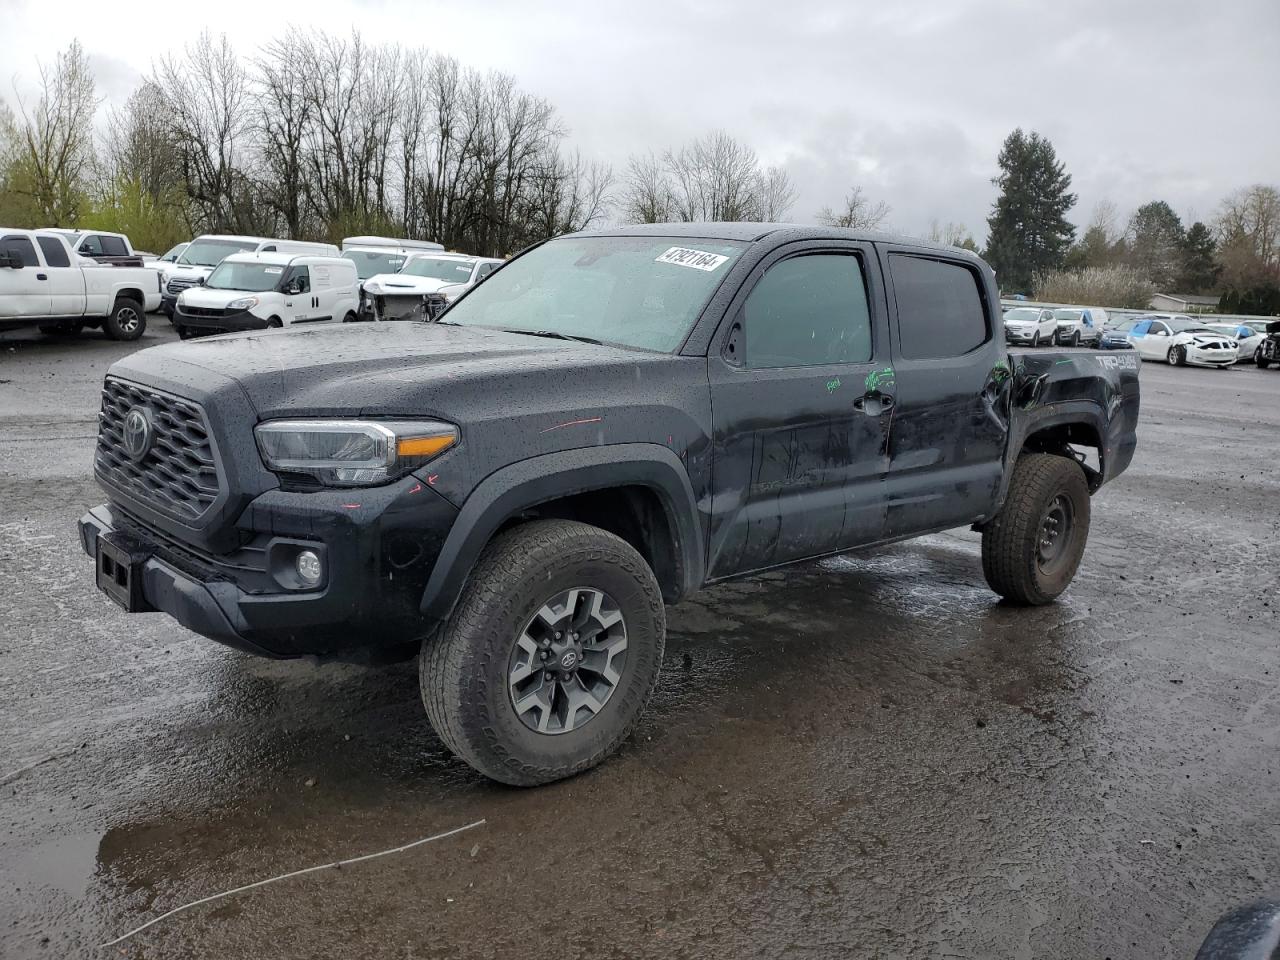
left=1, top=321, right=1277, bottom=959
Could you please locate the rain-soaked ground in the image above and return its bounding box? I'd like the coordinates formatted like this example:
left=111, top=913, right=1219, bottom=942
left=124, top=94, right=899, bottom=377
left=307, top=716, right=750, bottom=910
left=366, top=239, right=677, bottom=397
left=1, top=322, right=1277, bottom=959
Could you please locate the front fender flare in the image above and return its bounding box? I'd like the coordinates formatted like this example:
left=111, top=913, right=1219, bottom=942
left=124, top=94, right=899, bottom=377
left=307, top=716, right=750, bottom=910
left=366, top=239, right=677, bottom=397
left=419, top=443, right=703, bottom=623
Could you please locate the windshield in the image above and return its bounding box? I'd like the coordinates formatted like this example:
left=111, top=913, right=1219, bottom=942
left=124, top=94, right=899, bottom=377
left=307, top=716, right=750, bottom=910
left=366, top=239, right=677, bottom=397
left=445, top=236, right=746, bottom=352
left=1053, top=309, right=1082, bottom=321
left=1005, top=308, right=1040, bottom=322
left=160, top=243, right=187, bottom=262
left=402, top=257, right=476, bottom=281
left=206, top=260, right=285, bottom=292
left=1167, top=318, right=1215, bottom=334
left=344, top=249, right=407, bottom=279
left=180, top=238, right=257, bottom=267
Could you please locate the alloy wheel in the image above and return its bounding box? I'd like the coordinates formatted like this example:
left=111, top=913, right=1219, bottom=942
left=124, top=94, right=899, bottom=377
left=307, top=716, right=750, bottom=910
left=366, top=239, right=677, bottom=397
left=508, top=587, right=628, bottom=735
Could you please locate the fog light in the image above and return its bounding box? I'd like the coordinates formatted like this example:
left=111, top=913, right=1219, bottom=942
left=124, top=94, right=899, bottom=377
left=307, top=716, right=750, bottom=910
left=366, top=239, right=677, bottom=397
left=296, top=550, right=323, bottom=587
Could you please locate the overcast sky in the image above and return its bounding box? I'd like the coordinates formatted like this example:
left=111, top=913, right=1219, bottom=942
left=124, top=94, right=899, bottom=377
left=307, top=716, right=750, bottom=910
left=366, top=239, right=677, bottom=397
left=2, top=0, right=1277, bottom=242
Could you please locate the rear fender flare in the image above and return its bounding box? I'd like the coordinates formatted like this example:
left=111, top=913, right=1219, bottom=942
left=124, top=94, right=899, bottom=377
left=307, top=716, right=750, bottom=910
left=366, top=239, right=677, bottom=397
left=419, top=443, right=703, bottom=623
left=991, top=402, right=1109, bottom=514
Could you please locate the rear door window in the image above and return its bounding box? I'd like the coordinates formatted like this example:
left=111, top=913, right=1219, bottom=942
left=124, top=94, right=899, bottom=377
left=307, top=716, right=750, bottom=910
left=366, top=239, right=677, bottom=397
left=890, top=255, right=989, bottom=360
left=35, top=236, right=70, bottom=267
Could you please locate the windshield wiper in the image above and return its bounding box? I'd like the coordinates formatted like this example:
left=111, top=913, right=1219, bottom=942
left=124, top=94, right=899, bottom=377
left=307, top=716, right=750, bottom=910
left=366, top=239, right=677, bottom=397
left=502, top=329, right=604, bottom=345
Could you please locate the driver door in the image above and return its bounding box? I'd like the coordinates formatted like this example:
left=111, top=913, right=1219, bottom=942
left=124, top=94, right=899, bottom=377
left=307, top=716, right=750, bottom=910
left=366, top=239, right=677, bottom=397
left=0, top=235, right=51, bottom=318
left=1137, top=319, right=1172, bottom=359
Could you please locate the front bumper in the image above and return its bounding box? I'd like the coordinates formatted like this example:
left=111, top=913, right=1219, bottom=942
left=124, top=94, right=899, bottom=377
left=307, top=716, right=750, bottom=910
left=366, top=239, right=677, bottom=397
left=1005, top=328, right=1040, bottom=344
left=372, top=293, right=449, bottom=322
left=79, top=476, right=459, bottom=660
left=175, top=305, right=268, bottom=334
left=1184, top=347, right=1238, bottom=367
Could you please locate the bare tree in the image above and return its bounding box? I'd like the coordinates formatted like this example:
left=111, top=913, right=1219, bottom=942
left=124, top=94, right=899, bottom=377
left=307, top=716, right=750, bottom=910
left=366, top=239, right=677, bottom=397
left=754, top=165, right=796, bottom=221
left=153, top=32, right=263, bottom=233
left=10, top=39, right=99, bottom=224
left=256, top=31, right=312, bottom=237
left=817, top=186, right=890, bottom=230
left=620, top=152, right=674, bottom=224
left=1215, top=184, right=1280, bottom=288
left=927, top=219, right=973, bottom=246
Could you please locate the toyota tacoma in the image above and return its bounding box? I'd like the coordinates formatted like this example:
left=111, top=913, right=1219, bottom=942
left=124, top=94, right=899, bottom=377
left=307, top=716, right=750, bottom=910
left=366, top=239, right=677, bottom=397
left=78, top=223, right=1140, bottom=785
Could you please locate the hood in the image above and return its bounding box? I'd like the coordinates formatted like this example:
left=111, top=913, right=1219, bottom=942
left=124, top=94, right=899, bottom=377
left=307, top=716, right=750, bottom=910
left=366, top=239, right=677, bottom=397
left=168, top=264, right=215, bottom=282
left=1174, top=331, right=1237, bottom=348
left=364, top=273, right=450, bottom=294
left=179, top=285, right=264, bottom=308
left=1004, top=317, right=1039, bottom=327
left=112, top=321, right=679, bottom=418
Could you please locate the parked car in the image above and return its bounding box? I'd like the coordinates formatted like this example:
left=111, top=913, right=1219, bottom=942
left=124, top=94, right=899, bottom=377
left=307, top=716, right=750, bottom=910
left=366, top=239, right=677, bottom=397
left=1126, top=315, right=1239, bottom=367
left=0, top=228, right=161, bottom=339
left=78, top=223, right=1140, bottom=785
left=1052, top=307, right=1104, bottom=347
left=1203, top=322, right=1264, bottom=363
left=341, top=237, right=447, bottom=281
left=362, top=252, right=504, bottom=320
left=1003, top=306, right=1058, bottom=345
left=1098, top=320, right=1138, bottom=350
left=44, top=229, right=145, bottom=267
left=162, top=235, right=341, bottom=318
left=155, top=242, right=188, bottom=265
left=1255, top=321, right=1280, bottom=369
left=173, top=253, right=360, bottom=338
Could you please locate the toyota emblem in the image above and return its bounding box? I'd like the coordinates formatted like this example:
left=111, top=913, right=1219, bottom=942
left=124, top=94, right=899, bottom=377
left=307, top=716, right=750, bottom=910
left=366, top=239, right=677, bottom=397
left=122, top=407, right=153, bottom=462
left=559, top=650, right=579, bottom=670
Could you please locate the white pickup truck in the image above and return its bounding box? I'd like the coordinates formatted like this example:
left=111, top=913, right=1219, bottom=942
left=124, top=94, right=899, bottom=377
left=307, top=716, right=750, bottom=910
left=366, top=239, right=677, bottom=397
left=0, top=228, right=162, bottom=340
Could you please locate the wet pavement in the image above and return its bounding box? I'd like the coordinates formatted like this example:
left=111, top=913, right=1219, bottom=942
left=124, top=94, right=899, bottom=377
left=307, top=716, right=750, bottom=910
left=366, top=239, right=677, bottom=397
left=2, top=323, right=1278, bottom=959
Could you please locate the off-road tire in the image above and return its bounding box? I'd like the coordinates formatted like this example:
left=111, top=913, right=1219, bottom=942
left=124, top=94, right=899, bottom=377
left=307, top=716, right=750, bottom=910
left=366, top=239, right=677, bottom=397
left=981, top=453, right=1091, bottom=606
left=420, top=519, right=665, bottom=786
left=103, top=297, right=145, bottom=341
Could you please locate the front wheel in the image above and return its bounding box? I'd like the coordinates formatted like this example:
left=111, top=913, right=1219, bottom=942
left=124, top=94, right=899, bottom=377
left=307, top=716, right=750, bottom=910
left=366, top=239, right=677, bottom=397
left=420, top=519, right=665, bottom=786
left=1257, top=351, right=1270, bottom=369
left=103, top=298, right=145, bottom=341
left=1168, top=345, right=1185, bottom=366
left=1070, top=331, right=1081, bottom=347
left=981, top=453, right=1091, bottom=606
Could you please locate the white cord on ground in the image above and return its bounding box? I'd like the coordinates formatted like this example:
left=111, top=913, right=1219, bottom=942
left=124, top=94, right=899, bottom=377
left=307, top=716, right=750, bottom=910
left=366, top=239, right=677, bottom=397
left=99, top=818, right=487, bottom=948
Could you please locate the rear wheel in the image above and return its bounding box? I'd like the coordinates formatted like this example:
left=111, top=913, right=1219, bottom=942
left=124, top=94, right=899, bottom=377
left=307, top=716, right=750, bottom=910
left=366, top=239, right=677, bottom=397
left=343, top=311, right=357, bottom=323
left=103, top=297, right=145, bottom=341
left=981, top=453, right=1091, bottom=606
left=421, top=519, right=665, bottom=786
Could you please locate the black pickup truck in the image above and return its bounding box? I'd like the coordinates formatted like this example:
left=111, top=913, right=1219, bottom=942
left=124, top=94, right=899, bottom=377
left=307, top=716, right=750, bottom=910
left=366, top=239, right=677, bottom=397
left=78, top=223, right=1140, bottom=785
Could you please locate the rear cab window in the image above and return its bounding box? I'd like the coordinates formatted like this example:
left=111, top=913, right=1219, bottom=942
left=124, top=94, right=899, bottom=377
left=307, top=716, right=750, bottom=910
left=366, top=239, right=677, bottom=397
left=889, top=254, right=990, bottom=359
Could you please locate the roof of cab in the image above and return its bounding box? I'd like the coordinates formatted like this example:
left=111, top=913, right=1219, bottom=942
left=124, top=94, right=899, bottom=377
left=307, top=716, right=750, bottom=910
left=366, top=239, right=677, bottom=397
left=221, top=251, right=353, bottom=267
left=567, top=221, right=981, bottom=259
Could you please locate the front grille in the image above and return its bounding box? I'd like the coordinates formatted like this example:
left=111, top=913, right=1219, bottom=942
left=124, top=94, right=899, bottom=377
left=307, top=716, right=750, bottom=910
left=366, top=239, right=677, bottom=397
left=95, top=379, right=222, bottom=521
left=167, top=277, right=199, bottom=295
left=181, top=305, right=228, bottom=319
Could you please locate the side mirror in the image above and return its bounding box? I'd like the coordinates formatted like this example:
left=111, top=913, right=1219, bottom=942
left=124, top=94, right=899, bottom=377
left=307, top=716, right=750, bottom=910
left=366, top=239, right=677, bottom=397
left=0, top=251, right=24, bottom=269
left=1154, top=329, right=1169, bottom=337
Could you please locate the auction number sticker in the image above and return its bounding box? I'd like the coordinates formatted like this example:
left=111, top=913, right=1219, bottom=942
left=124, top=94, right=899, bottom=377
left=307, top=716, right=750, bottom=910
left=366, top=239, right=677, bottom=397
left=264, top=266, right=283, bottom=274
left=655, top=247, right=729, bottom=271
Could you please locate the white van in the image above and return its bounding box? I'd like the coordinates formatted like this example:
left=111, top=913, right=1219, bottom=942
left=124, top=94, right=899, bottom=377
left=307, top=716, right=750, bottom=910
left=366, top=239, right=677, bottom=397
left=161, top=235, right=341, bottom=316
left=172, top=252, right=359, bottom=338
left=340, top=235, right=445, bottom=283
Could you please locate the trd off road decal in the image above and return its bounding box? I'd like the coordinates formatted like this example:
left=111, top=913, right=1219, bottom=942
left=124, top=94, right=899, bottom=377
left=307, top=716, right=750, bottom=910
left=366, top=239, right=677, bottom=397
left=654, top=247, right=729, bottom=271
left=1097, top=354, right=1138, bottom=370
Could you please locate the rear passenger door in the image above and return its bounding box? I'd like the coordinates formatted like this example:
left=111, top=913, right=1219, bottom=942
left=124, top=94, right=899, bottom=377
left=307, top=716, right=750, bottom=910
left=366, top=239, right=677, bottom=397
left=880, top=249, right=1007, bottom=537
left=707, top=242, right=893, bottom=577
left=0, top=235, right=51, bottom=318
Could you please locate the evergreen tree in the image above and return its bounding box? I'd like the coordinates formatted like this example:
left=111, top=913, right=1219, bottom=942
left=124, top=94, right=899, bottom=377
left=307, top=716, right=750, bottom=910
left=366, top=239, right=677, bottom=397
left=983, top=129, right=1077, bottom=293
left=1126, top=201, right=1186, bottom=289
left=1178, top=222, right=1220, bottom=293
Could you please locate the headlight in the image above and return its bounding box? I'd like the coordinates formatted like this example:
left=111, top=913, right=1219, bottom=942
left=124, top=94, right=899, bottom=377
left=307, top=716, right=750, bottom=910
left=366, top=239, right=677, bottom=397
left=255, top=419, right=458, bottom=487
left=227, top=296, right=259, bottom=310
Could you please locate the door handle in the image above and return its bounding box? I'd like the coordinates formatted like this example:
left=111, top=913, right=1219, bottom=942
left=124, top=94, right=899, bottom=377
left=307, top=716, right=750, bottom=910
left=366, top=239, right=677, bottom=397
left=853, top=392, right=895, bottom=414
left=36, top=273, right=48, bottom=280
